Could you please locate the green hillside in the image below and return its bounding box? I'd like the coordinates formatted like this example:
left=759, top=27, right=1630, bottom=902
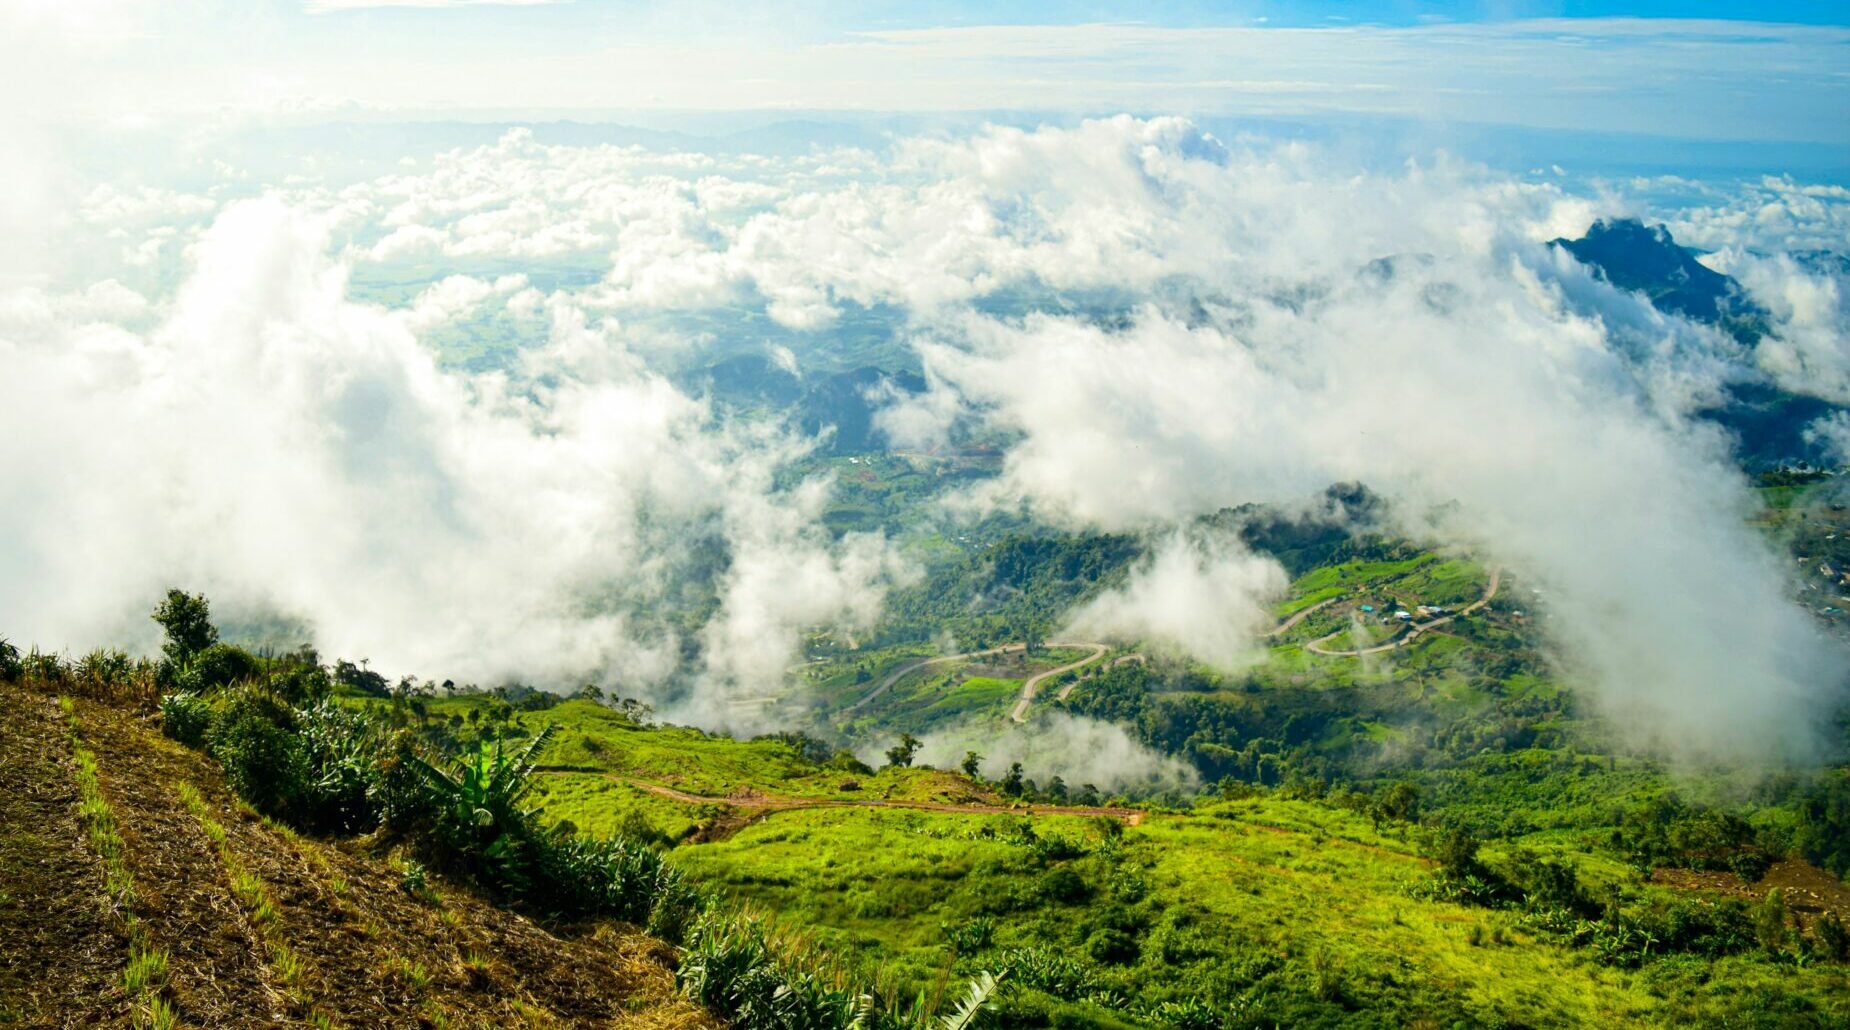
left=5, top=489, right=1849, bottom=1028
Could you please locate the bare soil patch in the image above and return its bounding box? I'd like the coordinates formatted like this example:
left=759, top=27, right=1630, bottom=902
left=0, top=687, right=125, bottom=1029
left=1652, top=859, right=1850, bottom=925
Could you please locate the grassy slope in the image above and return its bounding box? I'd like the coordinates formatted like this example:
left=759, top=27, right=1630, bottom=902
left=417, top=695, right=1850, bottom=1027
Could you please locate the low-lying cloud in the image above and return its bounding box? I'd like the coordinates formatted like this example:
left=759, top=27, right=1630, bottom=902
left=912, top=712, right=1199, bottom=795
left=1068, top=532, right=1286, bottom=673
left=3, top=115, right=1845, bottom=764
left=0, top=197, right=906, bottom=727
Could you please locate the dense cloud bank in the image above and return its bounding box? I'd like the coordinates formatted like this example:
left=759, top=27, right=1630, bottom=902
left=0, top=198, right=907, bottom=726
left=2, top=117, right=1846, bottom=758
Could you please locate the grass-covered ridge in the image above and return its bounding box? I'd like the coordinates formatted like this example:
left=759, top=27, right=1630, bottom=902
left=6, top=479, right=1849, bottom=1030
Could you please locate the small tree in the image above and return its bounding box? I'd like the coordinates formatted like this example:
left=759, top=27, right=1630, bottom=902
left=1380, top=782, right=1420, bottom=822
left=1047, top=775, right=1068, bottom=802
left=1818, top=911, right=1849, bottom=962
left=1756, top=888, right=1793, bottom=955
left=1001, top=762, right=1025, bottom=798
left=152, top=589, right=217, bottom=667
left=884, top=732, right=921, bottom=769
left=960, top=750, right=984, bottom=778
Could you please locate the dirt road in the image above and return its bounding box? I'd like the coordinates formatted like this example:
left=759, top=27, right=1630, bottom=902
left=617, top=775, right=1142, bottom=827
left=1306, top=568, right=1501, bottom=657
left=856, top=601, right=1339, bottom=726
left=845, top=643, right=1026, bottom=712
left=1008, top=642, right=1110, bottom=723
left=1266, top=597, right=1338, bottom=637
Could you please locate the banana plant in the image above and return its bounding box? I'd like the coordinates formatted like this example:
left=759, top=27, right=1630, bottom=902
left=400, top=725, right=557, bottom=888
left=938, top=972, right=1004, bottom=1030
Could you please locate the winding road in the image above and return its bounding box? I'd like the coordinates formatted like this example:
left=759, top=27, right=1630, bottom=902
left=1266, top=597, right=1338, bottom=637
left=1304, top=568, right=1502, bottom=657
left=845, top=593, right=1384, bottom=727
left=844, top=643, right=1026, bottom=712
left=1007, top=642, right=1111, bottom=723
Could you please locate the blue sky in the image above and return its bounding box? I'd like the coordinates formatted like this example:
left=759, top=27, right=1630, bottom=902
left=294, top=2, right=1850, bottom=30
left=5, top=2, right=1847, bottom=147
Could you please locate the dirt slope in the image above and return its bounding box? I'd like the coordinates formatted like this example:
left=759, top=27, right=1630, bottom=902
left=0, top=683, right=714, bottom=1030
left=0, top=691, right=125, bottom=1028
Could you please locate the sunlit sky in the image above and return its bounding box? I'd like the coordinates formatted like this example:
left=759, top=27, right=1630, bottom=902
left=4, top=2, right=1847, bottom=143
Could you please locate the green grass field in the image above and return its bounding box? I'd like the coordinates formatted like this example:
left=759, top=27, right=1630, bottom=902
left=366, top=688, right=1850, bottom=1027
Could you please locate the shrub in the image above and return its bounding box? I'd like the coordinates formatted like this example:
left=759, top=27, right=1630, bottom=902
left=294, top=700, right=385, bottom=833
left=400, top=730, right=553, bottom=891
left=1818, top=911, right=1849, bottom=962
left=206, top=687, right=308, bottom=818
left=267, top=657, right=333, bottom=706
left=1040, top=868, right=1090, bottom=904
left=534, top=833, right=699, bottom=940
left=676, top=912, right=864, bottom=1028
left=1086, top=927, right=1139, bottom=965
left=943, top=916, right=995, bottom=956
left=1149, top=997, right=1220, bottom=1030
left=994, top=945, right=1099, bottom=1000
left=74, top=649, right=135, bottom=687
left=182, top=643, right=260, bottom=692
left=159, top=692, right=213, bottom=748
left=23, top=649, right=69, bottom=687
left=0, top=638, right=20, bottom=681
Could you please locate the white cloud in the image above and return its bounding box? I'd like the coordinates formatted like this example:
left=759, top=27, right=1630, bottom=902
left=8, top=114, right=1846, bottom=764
left=1703, top=249, right=1850, bottom=405
left=1068, top=533, right=1287, bottom=672
left=0, top=196, right=907, bottom=726
left=913, top=712, right=1198, bottom=794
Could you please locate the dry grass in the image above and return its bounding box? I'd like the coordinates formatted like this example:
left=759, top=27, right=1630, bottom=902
left=58, top=695, right=176, bottom=1028
left=30, top=686, right=718, bottom=1029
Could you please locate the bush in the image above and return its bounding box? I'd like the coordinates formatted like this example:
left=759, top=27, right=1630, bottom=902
left=294, top=700, right=385, bottom=833
left=206, top=687, right=308, bottom=818
left=182, top=643, right=260, bottom=692
left=676, top=912, right=864, bottom=1028
left=268, top=657, right=333, bottom=706
left=1086, top=927, right=1139, bottom=965
left=1041, top=868, right=1090, bottom=904
left=535, top=833, right=698, bottom=940
left=995, top=945, right=1099, bottom=1001
left=943, top=916, right=995, bottom=956
left=1818, top=911, right=1849, bottom=962
left=160, top=692, right=213, bottom=748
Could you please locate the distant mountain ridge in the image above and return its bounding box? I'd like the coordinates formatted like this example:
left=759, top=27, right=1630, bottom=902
left=1553, top=218, right=1765, bottom=330
left=1552, top=218, right=1843, bottom=468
